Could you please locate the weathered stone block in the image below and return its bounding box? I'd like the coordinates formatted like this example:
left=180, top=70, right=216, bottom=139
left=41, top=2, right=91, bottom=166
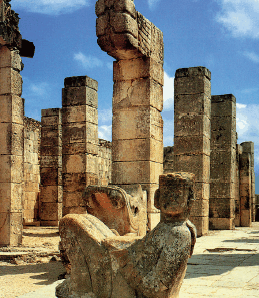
left=147, top=212, right=160, bottom=230
left=62, top=142, right=98, bottom=155
left=62, top=87, right=98, bottom=108
left=0, top=95, right=24, bottom=125
left=0, top=47, right=22, bottom=71
left=62, top=105, right=98, bottom=125
left=63, top=191, right=83, bottom=208
left=112, top=138, right=163, bottom=163
left=63, top=154, right=86, bottom=174
left=41, top=108, right=62, bottom=118
left=174, top=94, right=211, bottom=118
left=112, top=107, right=163, bottom=141
left=64, top=76, right=98, bottom=91
left=62, top=173, right=86, bottom=192
left=210, top=182, right=235, bottom=199
left=110, top=11, right=138, bottom=37
left=41, top=145, right=61, bottom=156
left=174, top=115, right=210, bottom=138
left=113, top=57, right=164, bottom=85
left=211, top=116, right=236, bottom=134
left=0, top=122, right=24, bottom=155
left=95, top=0, right=137, bottom=18
left=191, top=199, right=209, bottom=217
left=40, top=155, right=62, bottom=168
left=40, top=185, right=62, bottom=203
left=174, top=154, right=210, bottom=183
left=211, top=130, right=236, bottom=150
left=41, top=115, right=61, bottom=127
left=112, top=161, right=163, bottom=185
left=40, top=202, right=59, bottom=221
left=189, top=216, right=208, bottom=236
left=40, top=167, right=62, bottom=186
left=241, top=141, right=254, bottom=154
left=113, top=78, right=163, bottom=111
left=209, top=198, right=235, bottom=218
left=0, top=155, right=24, bottom=183
left=209, top=218, right=234, bottom=230
left=0, top=182, right=23, bottom=212
left=174, top=135, right=210, bottom=156
left=0, top=68, right=22, bottom=96
left=211, top=94, right=236, bottom=117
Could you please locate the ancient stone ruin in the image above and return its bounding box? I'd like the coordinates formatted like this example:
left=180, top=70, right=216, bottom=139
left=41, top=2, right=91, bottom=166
left=56, top=172, right=197, bottom=298
left=0, top=0, right=256, bottom=249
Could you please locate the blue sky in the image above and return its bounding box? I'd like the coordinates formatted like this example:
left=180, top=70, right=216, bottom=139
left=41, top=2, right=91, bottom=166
left=10, top=0, right=259, bottom=191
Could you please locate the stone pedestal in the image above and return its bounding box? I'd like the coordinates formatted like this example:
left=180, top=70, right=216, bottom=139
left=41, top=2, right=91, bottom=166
left=62, top=76, right=99, bottom=216
left=0, top=46, right=24, bottom=246
left=173, top=66, right=211, bottom=236
left=210, top=94, right=236, bottom=230
left=40, top=108, right=62, bottom=226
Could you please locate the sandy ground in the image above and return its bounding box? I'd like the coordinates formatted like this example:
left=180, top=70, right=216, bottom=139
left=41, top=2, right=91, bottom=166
left=0, top=227, right=66, bottom=298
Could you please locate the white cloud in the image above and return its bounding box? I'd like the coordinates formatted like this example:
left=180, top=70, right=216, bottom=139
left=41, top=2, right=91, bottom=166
left=148, top=0, right=161, bottom=10
left=243, top=51, right=259, bottom=63
left=163, top=72, right=174, bottom=111
left=216, top=0, right=259, bottom=38
left=11, top=0, right=90, bottom=15
left=98, top=125, right=112, bottom=141
left=236, top=103, right=247, bottom=109
left=74, top=52, right=103, bottom=69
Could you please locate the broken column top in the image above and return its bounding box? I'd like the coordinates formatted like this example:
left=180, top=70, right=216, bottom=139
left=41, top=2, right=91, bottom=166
left=212, top=94, right=236, bottom=103
left=241, top=142, right=254, bottom=153
left=175, top=66, right=211, bottom=80
left=41, top=108, right=61, bottom=118
left=64, top=76, right=98, bottom=91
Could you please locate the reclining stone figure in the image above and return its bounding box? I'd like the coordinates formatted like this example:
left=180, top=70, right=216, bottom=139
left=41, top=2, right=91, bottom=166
left=56, top=172, right=197, bottom=298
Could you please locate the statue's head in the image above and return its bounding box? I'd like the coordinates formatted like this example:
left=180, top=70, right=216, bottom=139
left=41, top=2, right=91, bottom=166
left=154, top=172, right=195, bottom=220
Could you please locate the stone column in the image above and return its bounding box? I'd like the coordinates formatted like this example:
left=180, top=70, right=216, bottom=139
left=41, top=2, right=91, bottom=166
left=210, top=94, right=236, bottom=230
left=96, top=0, right=164, bottom=230
left=234, top=143, right=242, bottom=227
left=40, top=108, right=62, bottom=226
left=239, top=142, right=254, bottom=227
left=0, top=46, right=24, bottom=246
left=62, top=76, right=99, bottom=216
left=173, top=67, right=211, bottom=236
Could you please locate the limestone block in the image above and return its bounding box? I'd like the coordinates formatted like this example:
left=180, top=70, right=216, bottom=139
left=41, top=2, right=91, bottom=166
left=211, top=116, right=236, bottom=135
left=113, top=78, right=163, bottom=111
left=62, top=122, right=98, bottom=146
left=63, top=154, right=86, bottom=174
left=0, top=68, right=22, bottom=96
left=174, top=94, right=211, bottom=118
left=112, top=138, right=163, bottom=163
left=209, top=218, right=234, bottom=230
left=211, top=94, right=236, bottom=117
left=64, top=76, right=98, bottom=91
left=211, top=130, right=237, bottom=150
left=0, top=155, right=24, bottom=183
left=112, top=161, right=163, bottom=185
left=0, top=182, right=23, bottom=212
left=40, top=202, right=59, bottom=221
left=0, top=47, right=22, bottom=71
left=147, top=212, right=160, bottom=230
left=95, top=0, right=137, bottom=18
left=62, top=142, right=98, bottom=155
left=112, top=107, right=163, bottom=141
left=62, top=87, right=98, bottom=108
left=25, top=181, right=39, bottom=192
left=241, top=141, right=254, bottom=154
left=41, top=155, right=62, bottom=168
left=0, top=122, right=24, bottom=155
left=63, top=191, right=83, bottom=208
left=41, top=115, right=61, bottom=127
left=195, top=182, right=210, bottom=200
left=40, top=185, right=63, bottom=203
left=109, top=11, right=138, bottom=38
left=191, top=199, right=209, bottom=217
left=41, top=145, right=61, bottom=156
left=174, top=135, right=210, bottom=156
left=174, top=115, right=210, bottom=138
left=62, top=206, right=86, bottom=216
left=210, top=182, right=235, bottom=199
left=62, top=173, right=86, bottom=192
left=113, top=57, right=164, bottom=85
left=0, top=95, right=24, bottom=124
left=41, top=167, right=62, bottom=186
left=41, top=108, right=62, bottom=118
left=174, top=154, right=210, bottom=183
left=174, top=67, right=211, bottom=95
left=209, top=198, right=235, bottom=218
left=240, top=209, right=251, bottom=227
left=0, top=212, right=23, bottom=246
left=150, top=22, right=164, bottom=63
left=189, top=216, right=208, bottom=236
left=62, top=105, right=98, bottom=125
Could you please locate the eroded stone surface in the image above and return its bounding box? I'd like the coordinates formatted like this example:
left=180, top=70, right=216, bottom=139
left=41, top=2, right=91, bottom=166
left=57, top=172, right=196, bottom=298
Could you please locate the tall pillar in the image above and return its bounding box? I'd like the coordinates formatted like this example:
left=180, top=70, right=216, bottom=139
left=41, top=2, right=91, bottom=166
left=240, top=142, right=254, bottom=227
left=40, top=108, right=62, bottom=226
left=234, top=143, right=242, bottom=227
left=173, top=67, right=211, bottom=236
left=210, top=94, right=236, bottom=230
left=62, top=76, right=99, bottom=216
left=0, top=46, right=24, bottom=245
left=96, top=0, right=164, bottom=230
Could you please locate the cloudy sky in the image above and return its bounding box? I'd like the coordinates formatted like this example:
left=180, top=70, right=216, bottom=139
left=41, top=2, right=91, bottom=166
left=11, top=0, right=259, bottom=191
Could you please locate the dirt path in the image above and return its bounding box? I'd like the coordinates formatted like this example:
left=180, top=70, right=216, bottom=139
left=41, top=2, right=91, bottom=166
left=0, top=227, right=66, bottom=298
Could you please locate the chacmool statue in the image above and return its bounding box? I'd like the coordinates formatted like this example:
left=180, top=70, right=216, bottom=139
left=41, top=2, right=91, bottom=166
left=56, top=172, right=197, bottom=298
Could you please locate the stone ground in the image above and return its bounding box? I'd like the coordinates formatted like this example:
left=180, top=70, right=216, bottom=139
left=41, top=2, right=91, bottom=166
left=0, top=223, right=259, bottom=297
